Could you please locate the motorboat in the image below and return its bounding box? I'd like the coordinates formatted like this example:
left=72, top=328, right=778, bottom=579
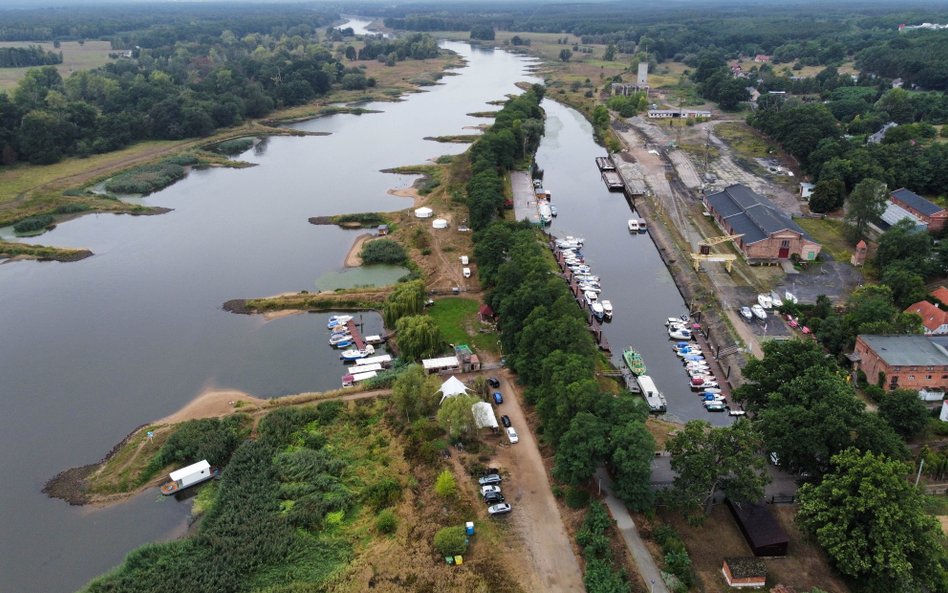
left=784, top=291, right=798, bottom=304
left=751, top=304, right=768, bottom=320
left=729, top=409, right=747, bottom=417
left=601, top=300, right=613, bottom=318
left=669, top=328, right=692, bottom=340
left=329, top=332, right=352, bottom=345
left=578, top=283, right=601, bottom=293
left=575, top=274, right=600, bottom=283
left=332, top=338, right=354, bottom=349
left=770, top=291, right=784, bottom=308
left=757, top=293, right=773, bottom=309
left=327, top=315, right=353, bottom=329
left=584, top=291, right=598, bottom=306
left=705, top=401, right=726, bottom=412
left=703, top=393, right=726, bottom=402
left=340, top=345, right=375, bottom=361
left=570, top=265, right=591, bottom=274
left=330, top=324, right=350, bottom=335
left=550, top=205, right=558, bottom=217
left=740, top=306, right=753, bottom=321
left=702, top=387, right=723, bottom=394
left=628, top=219, right=639, bottom=232
left=666, top=316, right=689, bottom=326
left=591, top=302, right=605, bottom=319
left=685, top=361, right=710, bottom=369
left=638, top=218, right=647, bottom=232
left=623, top=347, right=647, bottom=376
left=675, top=346, right=703, bottom=356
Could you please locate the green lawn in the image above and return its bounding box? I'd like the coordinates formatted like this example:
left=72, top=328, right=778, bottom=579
left=428, top=297, right=482, bottom=345
left=795, top=216, right=854, bottom=262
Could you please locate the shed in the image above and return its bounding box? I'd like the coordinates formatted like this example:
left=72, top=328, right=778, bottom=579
left=377, top=224, right=389, bottom=235
left=472, top=401, right=499, bottom=429
left=414, top=207, right=433, bottom=219
left=727, top=499, right=789, bottom=557
left=722, top=557, right=767, bottom=588
left=423, top=356, right=460, bottom=375
left=432, top=218, right=448, bottom=229
left=478, top=304, right=496, bottom=321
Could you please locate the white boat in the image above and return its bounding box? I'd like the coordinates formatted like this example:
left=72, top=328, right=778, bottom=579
left=757, top=294, right=773, bottom=309
left=538, top=201, right=553, bottom=224
left=340, top=345, right=375, bottom=361
left=550, top=205, right=558, bottom=217
left=739, top=306, right=753, bottom=321
left=591, top=302, right=605, bottom=319
left=628, top=219, right=639, bottom=232
left=637, top=218, right=647, bottom=232
left=784, top=291, right=798, bottom=304
left=330, top=324, right=350, bottom=335
left=701, top=387, right=723, bottom=394
left=601, top=300, right=613, bottom=318
left=327, top=315, right=353, bottom=328
left=666, top=315, right=688, bottom=326
left=364, top=334, right=384, bottom=345
left=579, top=284, right=601, bottom=294
left=329, top=332, right=352, bottom=345
left=751, top=304, right=768, bottom=320
left=729, top=409, right=747, bottom=417
left=769, top=291, right=783, bottom=308
left=583, top=291, right=599, bottom=306
left=669, top=328, right=692, bottom=340
left=575, top=274, right=599, bottom=283
left=676, top=349, right=704, bottom=357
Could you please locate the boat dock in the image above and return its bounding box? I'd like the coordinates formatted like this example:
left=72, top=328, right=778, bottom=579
left=344, top=319, right=366, bottom=350
left=551, top=239, right=611, bottom=353
left=601, top=170, right=625, bottom=192
left=595, top=156, right=616, bottom=171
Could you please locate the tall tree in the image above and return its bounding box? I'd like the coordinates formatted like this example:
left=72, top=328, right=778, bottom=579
left=844, top=178, right=888, bottom=240
left=553, top=412, right=609, bottom=485
left=877, top=388, right=930, bottom=439
left=436, top=394, right=479, bottom=440
left=667, top=420, right=769, bottom=515
left=735, top=339, right=834, bottom=411
left=609, top=419, right=655, bottom=511
left=391, top=364, right=439, bottom=422
left=797, top=449, right=947, bottom=593
left=393, top=315, right=444, bottom=361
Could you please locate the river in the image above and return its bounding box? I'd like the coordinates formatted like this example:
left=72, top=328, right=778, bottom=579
left=0, top=29, right=538, bottom=593
left=534, top=99, right=733, bottom=428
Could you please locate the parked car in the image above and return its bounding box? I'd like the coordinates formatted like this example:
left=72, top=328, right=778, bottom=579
left=506, top=427, right=519, bottom=444
left=487, top=502, right=512, bottom=515
left=500, top=415, right=511, bottom=428
left=484, top=491, right=505, bottom=504
left=480, top=485, right=501, bottom=497
left=462, top=267, right=472, bottom=278
left=487, top=377, right=500, bottom=388
left=493, top=391, right=504, bottom=405
left=478, top=474, right=502, bottom=486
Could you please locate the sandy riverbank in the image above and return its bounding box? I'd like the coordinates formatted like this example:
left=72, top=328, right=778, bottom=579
left=344, top=232, right=374, bottom=267
left=388, top=186, right=423, bottom=207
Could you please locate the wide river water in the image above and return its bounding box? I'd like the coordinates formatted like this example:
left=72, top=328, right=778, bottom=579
left=0, top=22, right=727, bottom=593
left=0, top=29, right=538, bottom=593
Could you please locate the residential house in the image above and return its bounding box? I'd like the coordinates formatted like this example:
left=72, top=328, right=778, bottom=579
left=704, top=184, right=821, bottom=263
left=887, top=187, right=947, bottom=233
left=904, top=295, right=948, bottom=335
left=754, top=54, right=770, bottom=63
left=868, top=121, right=897, bottom=144
left=853, top=334, right=948, bottom=392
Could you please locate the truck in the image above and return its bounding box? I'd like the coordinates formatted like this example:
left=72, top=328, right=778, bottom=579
left=160, top=459, right=217, bottom=495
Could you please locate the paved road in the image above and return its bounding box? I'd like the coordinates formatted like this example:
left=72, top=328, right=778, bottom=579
left=511, top=170, right=541, bottom=224
left=596, top=467, right=670, bottom=593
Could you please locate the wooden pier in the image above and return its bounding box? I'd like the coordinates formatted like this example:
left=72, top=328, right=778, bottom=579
left=344, top=319, right=366, bottom=350
left=595, top=156, right=616, bottom=171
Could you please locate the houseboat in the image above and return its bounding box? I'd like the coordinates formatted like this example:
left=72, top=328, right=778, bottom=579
left=160, top=460, right=219, bottom=495
left=635, top=375, right=667, bottom=413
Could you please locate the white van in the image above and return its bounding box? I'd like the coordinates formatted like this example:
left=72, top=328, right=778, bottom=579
left=462, top=267, right=472, bottom=278
left=460, top=255, right=469, bottom=265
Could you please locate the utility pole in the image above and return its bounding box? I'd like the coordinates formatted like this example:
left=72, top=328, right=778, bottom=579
left=915, top=458, right=925, bottom=487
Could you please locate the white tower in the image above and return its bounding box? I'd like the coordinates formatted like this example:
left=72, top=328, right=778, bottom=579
left=637, top=62, right=649, bottom=88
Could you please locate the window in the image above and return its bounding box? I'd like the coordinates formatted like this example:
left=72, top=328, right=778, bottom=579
left=909, top=375, right=916, bottom=381
left=927, top=375, right=932, bottom=380
left=780, top=239, right=790, bottom=248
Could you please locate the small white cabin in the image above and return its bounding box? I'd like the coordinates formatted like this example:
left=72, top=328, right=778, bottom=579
left=460, top=255, right=469, bottom=265
left=161, top=459, right=213, bottom=494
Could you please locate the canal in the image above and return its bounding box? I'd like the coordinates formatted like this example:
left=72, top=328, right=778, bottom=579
left=0, top=35, right=537, bottom=593
left=534, top=99, right=734, bottom=428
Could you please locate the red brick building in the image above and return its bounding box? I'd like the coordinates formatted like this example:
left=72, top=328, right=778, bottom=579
left=854, top=335, right=948, bottom=391
left=704, top=185, right=821, bottom=263
left=889, top=188, right=948, bottom=233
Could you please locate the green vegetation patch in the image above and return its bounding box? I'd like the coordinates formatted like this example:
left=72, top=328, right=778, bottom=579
left=13, top=214, right=53, bottom=234
left=214, top=137, right=255, bottom=156
left=714, top=122, right=775, bottom=159
left=359, top=239, right=408, bottom=265
left=795, top=216, right=853, bottom=262
left=427, top=297, right=481, bottom=345
left=103, top=161, right=188, bottom=195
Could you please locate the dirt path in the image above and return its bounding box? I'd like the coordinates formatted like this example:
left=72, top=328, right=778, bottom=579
left=488, top=369, right=586, bottom=592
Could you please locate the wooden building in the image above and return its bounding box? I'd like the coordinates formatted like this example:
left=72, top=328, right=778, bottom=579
left=705, top=185, right=821, bottom=263
left=727, top=499, right=789, bottom=557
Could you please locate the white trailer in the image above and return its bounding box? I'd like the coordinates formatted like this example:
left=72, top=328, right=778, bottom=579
left=353, top=354, right=392, bottom=367
left=160, top=459, right=214, bottom=495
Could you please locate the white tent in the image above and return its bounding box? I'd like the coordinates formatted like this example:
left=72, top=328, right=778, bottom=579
left=414, top=207, right=433, bottom=219
left=472, top=401, right=499, bottom=429
left=437, top=375, right=471, bottom=405
left=432, top=218, right=448, bottom=229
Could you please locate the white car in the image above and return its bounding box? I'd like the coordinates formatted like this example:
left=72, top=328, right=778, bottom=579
left=506, top=427, right=519, bottom=444
left=462, top=267, right=471, bottom=278
left=480, top=485, right=501, bottom=497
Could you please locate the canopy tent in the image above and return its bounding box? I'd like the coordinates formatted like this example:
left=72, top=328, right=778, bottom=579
left=437, top=375, right=471, bottom=405
left=414, top=207, right=433, bottom=218
left=472, top=401, right=499, bottom=429
left=432, top=218, right=448, bottom=229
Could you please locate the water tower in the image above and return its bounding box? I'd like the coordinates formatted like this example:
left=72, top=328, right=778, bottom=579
left=636, top=62, right=649, bottom=89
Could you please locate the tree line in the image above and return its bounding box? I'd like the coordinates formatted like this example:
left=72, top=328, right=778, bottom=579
left=0, top=45, right=61, bottom=68
left=0, top=20, right=441, bottom=165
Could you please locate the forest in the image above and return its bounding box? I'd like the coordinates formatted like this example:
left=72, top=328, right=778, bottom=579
left=0, top=45, right=61, bottom=68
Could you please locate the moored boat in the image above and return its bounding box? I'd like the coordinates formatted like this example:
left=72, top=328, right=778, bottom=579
left=627, top=219, right=639, bottom=232
left=327, top=315, right=353, bottom=328
left=340, top=344, right=375, bottom=361
left=623, top=347, right=647, bottom=376
left=669, top=327, right=692, bottom=340
left=601, top=300, right=613, bottom=319
left=159, top=460, right=220, bottom=495
left=591, top=302, right=605, bottom=319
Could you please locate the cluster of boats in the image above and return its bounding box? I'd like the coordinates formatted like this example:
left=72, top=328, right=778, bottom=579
left=666, top=315, right=695, bottom=341
left=326, top=314, right=382, bottom=361
left=627, top=218, right=647, bottom=233
left=534, top=179, right=557, bottom=224
left=555, top=236, right=613, bottom=321
left=738, top=290, right=798, bottom=322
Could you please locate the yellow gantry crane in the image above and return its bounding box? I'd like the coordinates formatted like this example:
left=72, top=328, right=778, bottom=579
left=691, top=234, right=743, bottom=273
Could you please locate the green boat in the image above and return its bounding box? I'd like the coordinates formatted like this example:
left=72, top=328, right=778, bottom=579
left=623, top=347, right=647, bottom=376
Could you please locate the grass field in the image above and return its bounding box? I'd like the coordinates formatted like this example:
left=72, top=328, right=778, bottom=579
left=0, top=40, right=114, bottom=92
left=714, top=121, right=778, bottom=160
left=795, top=216, right=854, bottom=262
left=428, top=297, right=482, bottom=345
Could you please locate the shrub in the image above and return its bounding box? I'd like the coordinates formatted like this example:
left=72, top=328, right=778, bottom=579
left=55, top=203, right=90, bottom=214
left=360, top=239, right=407, bottom=265
left=13, top=214, right=54, bottom=233
left=364, top=477, right=402, bottom=511
left=104, top=162, right=187, bottom=195
left=434, top=469, right=457, bottom=497
left=148, top=415, right=248, bottom=474
left=433, top=526, right=468, bottom=556
left=375, top=509, right=398, bottom=534
left=565, top=486, right=590, bottom=508
left=215, top=138, right=254, bottom=155
left=335, top=212, right=386, bottom=227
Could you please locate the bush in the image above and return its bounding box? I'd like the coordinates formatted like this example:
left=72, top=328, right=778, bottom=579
left=360, top=239, right=407, bottom=265
left=104, top=162, right=187, bottom=195
left=375, top=509, right=397, bottom=534
left=433, top=526, right=468, bottom=556
left=13, top=214, right=54, bottom=233
left=364, top=477, right=402, bottom=511
left=148, top=415, right=248, bottom=474
left=215, top=138, right=254, bottom=155
left=434, top=469, right=457, bottom=497
left=565, top=486, right=590, bottom=508
left=335, top=212, right=386, bottom=227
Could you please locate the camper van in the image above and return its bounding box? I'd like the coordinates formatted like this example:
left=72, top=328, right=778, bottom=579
left=462, top=267, right=472, bottom=278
